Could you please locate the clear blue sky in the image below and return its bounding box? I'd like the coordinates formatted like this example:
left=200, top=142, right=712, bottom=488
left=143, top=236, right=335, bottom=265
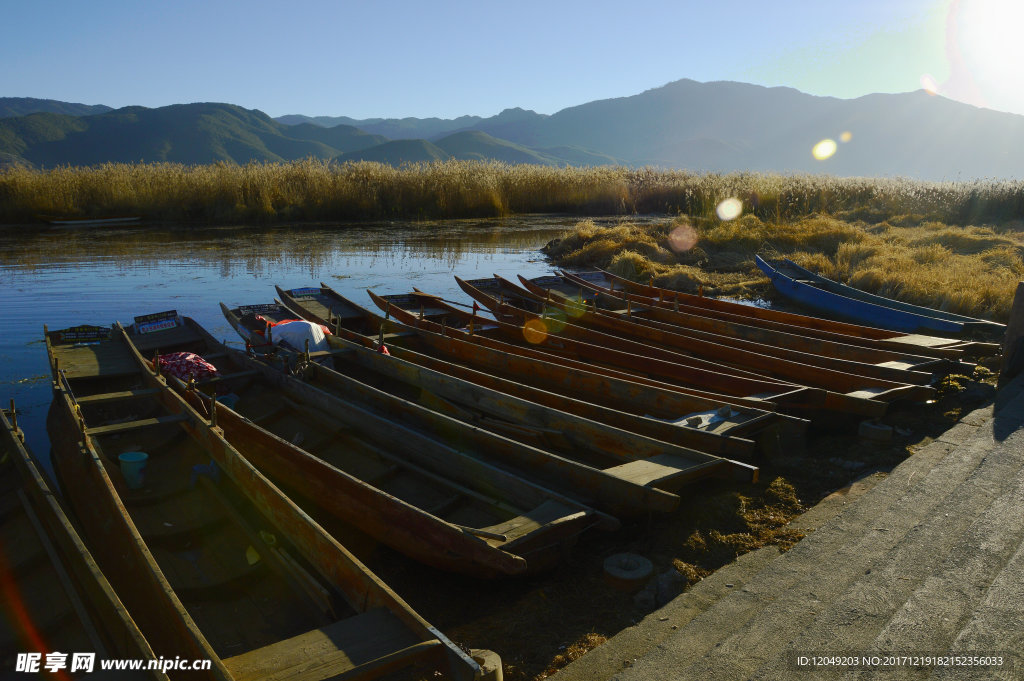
left=4, top=0, right=1021, bottom=119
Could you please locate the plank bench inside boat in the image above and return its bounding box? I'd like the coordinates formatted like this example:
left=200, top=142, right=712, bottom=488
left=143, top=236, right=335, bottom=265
left=84, top=412, right=190, bottom=437
left=604, top=454, right=744, bottom=488
left=222, top=607, right=433, bottom=681
left=75, top=387, right=162, bottom=404
left=48, top=339, right=139, bottom=379
left=484, top=499, right=583, bottom=543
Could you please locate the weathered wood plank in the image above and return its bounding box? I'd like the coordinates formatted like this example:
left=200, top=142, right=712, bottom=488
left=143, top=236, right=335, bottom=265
left=222, top=608, right=431, bottom=681
left=85, top=413, right=190, bottom=436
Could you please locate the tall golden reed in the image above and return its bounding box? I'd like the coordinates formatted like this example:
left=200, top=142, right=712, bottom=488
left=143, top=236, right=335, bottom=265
left=2, top=160, right=1023, bottom=225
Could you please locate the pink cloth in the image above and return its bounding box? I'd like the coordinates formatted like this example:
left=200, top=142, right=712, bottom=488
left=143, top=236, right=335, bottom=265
left=158, top=352, right=219, bottom=382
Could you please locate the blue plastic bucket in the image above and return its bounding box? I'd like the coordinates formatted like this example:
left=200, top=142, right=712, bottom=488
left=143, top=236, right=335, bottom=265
left=118, top=451, right=148, bottom=490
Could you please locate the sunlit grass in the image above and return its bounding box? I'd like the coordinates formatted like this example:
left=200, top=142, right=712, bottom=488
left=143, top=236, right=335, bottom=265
left=3, top=160, right=1024, bottom=225
left=544, top=214, right=1024, bottom=320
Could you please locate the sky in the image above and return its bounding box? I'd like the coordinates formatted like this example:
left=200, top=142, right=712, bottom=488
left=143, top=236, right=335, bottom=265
left=3, top=0, right=1023, bottom=120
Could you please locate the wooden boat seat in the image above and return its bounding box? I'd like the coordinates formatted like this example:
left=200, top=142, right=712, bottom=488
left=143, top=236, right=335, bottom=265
left=381, top=330, right=418, bottom=340
left=75, top=387, right=162, bottom=405
left=197, top=369, right=260, bottom=386
left=85, top=412, right=190, bottom=437
left=484, top=499, right=583, bottom=543
left=49, top=341, right=139, bottom=379
left=603, top=453, right=721, bottom=489
left=130, top=325, right=203, bottom=353
left=875, top=360, right=919, bottom=371
left=222, top=607, right=436, bottom=681
left=845, top=387, right=892, bottom=399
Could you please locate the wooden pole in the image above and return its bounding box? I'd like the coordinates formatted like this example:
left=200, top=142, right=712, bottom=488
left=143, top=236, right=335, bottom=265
left=999, top=281, right=1024, bottom=386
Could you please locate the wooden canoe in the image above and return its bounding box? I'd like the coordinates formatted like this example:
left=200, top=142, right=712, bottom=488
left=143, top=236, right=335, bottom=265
left=367, top=288, right=890, bottom=420
left=46, top=319, right=481, bottom=680
left=504, top=274, right=941, bottom=387
left=190, top=308, right=621, bottom=563
left=597, top=268, right=1000, bottom=360
left=0, top=403, right=166, bottom=678
left=518, top=274, right=952, bottom=389
left=448, top=279, right=928, bottom=415
left=219, top=300, right=674, bottom=519
left=271, top=287, right=762, bottom=486
left=756, top=256, right=1006, bottom=336
left=551, top=270, right=959, bottom=376
left=276, top=284, right=807, bottom=458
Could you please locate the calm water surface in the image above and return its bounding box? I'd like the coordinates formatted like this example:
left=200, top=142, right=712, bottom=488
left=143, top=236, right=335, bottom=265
left=0, top=216, right=623, bottom=476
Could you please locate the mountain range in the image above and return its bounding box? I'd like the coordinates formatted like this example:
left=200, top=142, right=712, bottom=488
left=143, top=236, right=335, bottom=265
left=3, top=80, right=1024, bottom=180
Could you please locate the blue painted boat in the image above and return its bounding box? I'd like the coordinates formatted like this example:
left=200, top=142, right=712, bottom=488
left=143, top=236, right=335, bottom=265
left=755, top=255, right=1006, bottom=337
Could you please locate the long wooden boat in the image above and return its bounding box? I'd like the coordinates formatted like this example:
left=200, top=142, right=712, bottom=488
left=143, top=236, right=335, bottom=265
left=500, top=273, right=942, bottom=387
left=267, top=288, right=761, bottom=486
left=1, top=403, right=165, bottom=678
left=276, top=284, right=808, bottom=458
left=547, top=270, right=958, bottom=376
left=46, top=216, right=142, bottom=226
left=165, top=309, right=619, bottom=565
left=756, top=256, right=1006, bottom=337
left=597, top=268, right=1000, bottom=359
left=449, top=279, right=933, bottom=412
left=46, top=319, right=481, bottom=680
left=368, top=288, right=890, bottom=420
left=219, top=302, right=678, bottom=518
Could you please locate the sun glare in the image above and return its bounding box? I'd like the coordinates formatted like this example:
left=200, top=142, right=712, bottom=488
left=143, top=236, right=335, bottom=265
left=954, top=0, right=1024, bottom=111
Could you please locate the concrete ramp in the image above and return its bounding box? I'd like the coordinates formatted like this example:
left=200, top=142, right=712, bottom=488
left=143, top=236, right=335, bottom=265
left=554, top=376, right=1024, bottom=681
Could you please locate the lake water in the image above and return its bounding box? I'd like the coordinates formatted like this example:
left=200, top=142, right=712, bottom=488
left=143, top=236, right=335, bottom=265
left=0, top=215, right=628, bottom=477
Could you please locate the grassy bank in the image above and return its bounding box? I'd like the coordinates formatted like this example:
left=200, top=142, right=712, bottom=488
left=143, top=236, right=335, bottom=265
left=3, top=160, right=1024, bottom=225
left=544, top=214, right=1024, bottom=321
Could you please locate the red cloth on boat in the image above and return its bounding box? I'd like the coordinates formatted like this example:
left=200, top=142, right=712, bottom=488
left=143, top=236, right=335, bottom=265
left=158, top=352, right=220, bottom=382
left=378, top=344, right=390, bottom=355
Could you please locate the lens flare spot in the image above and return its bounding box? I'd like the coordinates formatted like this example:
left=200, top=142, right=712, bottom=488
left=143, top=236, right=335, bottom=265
left=839, top=131, right=852, bottom=143
left=563, top=299, right=586, bottom=318
left=543, top=309, right=567, bottom=333
left=667, top=221, right=699, bottom=252
left=523, top=317, right=548, bottom=344
left=715, top=198, right=743, bottom=221
left=920, top=74, right=938, bottom=95
left=812, top=139, right=837, bottom=161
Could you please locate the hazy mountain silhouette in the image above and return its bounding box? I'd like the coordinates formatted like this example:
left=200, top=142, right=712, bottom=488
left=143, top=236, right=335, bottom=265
left=5, top=80, right=1024, bottom=179
left=334, top=130, right=624, bottom=166
left=0, top=97, right=112, bottom=119
left=284, top=79, right=1024, bottom=179
left=0, top=103, right=385, bottom=166
left=277, top=113, right=483, bottom=140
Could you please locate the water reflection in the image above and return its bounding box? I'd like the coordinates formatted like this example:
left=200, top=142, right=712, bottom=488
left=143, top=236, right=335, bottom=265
left=1, top=215, right=626, bottom=476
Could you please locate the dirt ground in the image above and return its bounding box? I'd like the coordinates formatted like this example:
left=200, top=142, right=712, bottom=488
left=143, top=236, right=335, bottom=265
left=357, top=353, right=1000, bottom=681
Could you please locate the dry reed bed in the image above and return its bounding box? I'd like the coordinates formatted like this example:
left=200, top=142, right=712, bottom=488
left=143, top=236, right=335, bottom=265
left=3, top=160, right=1024, bottom=224
left=544, top=215, right=1024, bottom=321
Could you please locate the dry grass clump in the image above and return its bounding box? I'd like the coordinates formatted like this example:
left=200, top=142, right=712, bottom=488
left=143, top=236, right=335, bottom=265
left=537, top=633, right=609, bottom=679
left=676, top=478, right=806, bottom=570
left=546, top=214, right=1023, bottom=319
left=5, top=161, right=1024, bottom=225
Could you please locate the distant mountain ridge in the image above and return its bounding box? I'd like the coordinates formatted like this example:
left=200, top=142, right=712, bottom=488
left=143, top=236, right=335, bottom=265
left=0, top=103, right=386, bottom=167
left=276, top=113, right=485, bottom=140
left=0, top=97, right=112, bottom=119
left=278, top=80, right=1024, bottom=179
left=3, top=80, right=1024, bottom=179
